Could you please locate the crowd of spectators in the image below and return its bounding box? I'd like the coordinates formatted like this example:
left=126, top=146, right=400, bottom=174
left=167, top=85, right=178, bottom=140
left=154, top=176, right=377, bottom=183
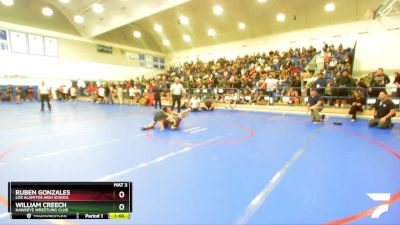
left=2, top=43, right=399, bottom=111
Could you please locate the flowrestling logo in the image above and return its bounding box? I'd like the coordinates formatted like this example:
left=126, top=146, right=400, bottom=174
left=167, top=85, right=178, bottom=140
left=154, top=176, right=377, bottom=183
left=366, top=193, right=391, bottom=219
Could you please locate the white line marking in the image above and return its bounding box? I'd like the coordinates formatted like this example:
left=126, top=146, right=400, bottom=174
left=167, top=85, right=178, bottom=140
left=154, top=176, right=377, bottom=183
left=182, top=127, right=201, bottom=133
left=236, top=128, right=321, bottom=225
left=189, top=128, right=208, bottom=134
left=95, top=137, right=221, bottom=182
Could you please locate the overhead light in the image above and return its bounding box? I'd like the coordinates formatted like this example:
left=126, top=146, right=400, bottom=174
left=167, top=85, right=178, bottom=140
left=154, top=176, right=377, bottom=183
left=42, top=7, right=54, bottom=16
left=208, top=29, right=216, bottom=37
left=258, top=0, right=267, bottom=3
left=1, top=0, right=14, bottom=6
left=213, top=5, right=223, bottom=15
left=238, top=22, right=246, bottom=30
left=133, top=31, right=141, bottom=38
left=74, top=15, right=85, bottom=24
left=92, top=3, right=104, bottom=14
left=154, top=24, right=163, bottom=32
left=179, top=15, right=189, bottom=25
left=325, top=3, right=335, bottom=12
left=183, top=34, right=191, bottom=42
left=276, top=13, right=286, bottom=22
left=163, top=39, right=170, bottom=46
left=58, top=0, right=71, bottom=3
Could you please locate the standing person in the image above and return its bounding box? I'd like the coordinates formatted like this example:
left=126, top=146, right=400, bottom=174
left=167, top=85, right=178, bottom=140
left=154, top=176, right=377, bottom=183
left=98, top=85, right=105, bottom=104
left=170, top=77, right=185, bottom=113
left=369, top=68, right=390, bottom=97
left=334, top=70, right=351, bottom=108
left=307, top=88, right=325, bottom=123
left=15, top=86, right=22, bottom=104
left=394, top=72, right=400, bottom=97
left=348, top=89, right=365, bottom=122
left=39, top=81, right=51, bottom=111
left=0, top=87, right=3, bottom=102
left=128, top=86, right=135, bottom=105
left=117, top=85, right=123, bottom=105
left=26, top=86, right=34, bottom=101
left=70, top=85, right=77, bottom=101
left=368, top=90, right=397, bottom=129
left=153, top=82, right=162, bottom=109
left=6, top=85, right=13, bottom=102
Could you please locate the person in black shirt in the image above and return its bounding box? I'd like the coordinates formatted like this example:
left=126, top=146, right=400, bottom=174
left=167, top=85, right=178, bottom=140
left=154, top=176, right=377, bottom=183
left=348, top=89, right=364, bottom=121
left=202, top=97, right=214, bottom=111
left=307, top=88, right=325, bottom=123
left=153, top=82, right=162, bottom=109
left=369, top=68, right=390, bottom=97
left=334, top=70, right=351, bottom=108
left=394, top=72, right=400, bottom=97
left=368, top=90, right=397, bottom=128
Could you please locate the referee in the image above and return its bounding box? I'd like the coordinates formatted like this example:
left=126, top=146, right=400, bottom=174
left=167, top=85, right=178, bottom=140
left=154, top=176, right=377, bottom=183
left=39, top=81, right=51, bottom=111
left=170, top=77, right=185, bottom=113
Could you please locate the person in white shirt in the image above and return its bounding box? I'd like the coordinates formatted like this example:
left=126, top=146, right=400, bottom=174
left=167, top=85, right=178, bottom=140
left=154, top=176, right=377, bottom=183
left=128, top=87, right=135, bottom=105
left=39, top=81, right=51, bottom=111
left=264, top=73, right=277, bottom=105
left=117, top=85, right=123, bottom=105
left=70, top=86, right=77, bottom=101
left=189, top=95, right=201, bottom=111
left=98, top=86, right=105, bottom=104
left=170, top=77, right=185, bottom=112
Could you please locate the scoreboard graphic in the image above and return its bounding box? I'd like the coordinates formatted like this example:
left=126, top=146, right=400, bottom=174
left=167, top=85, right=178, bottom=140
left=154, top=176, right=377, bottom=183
left=8, top=182, right=132, bottom=220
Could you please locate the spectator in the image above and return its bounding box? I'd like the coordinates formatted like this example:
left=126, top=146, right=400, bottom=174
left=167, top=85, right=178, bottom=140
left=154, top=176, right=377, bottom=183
left=369, top=68, right=390, bottom=97
left=26, top=86, right=34, bottom=101
left=117, top=85, right=123, bottom=105
left=334, top=70, right=351, bottom=108
left=0, top=87, right=2, bottom=102
left=394, top=72, right=400, bottom=97
left=6, top=85, right=13, bottom=102
left=189, top=95, right=201, bottom=111
left=256, top=96, right=267, bottom=105
left=15, top=86, right=22, bottom=104
left=348, top=89, right=365, bottom=122
left=202, top=96, right=214, bottom=111
left=314, top=72, right=327, bottom=96
left=287, top=88, right=300, bottom=105
left=307, top=88, right=325, bottom=123
left=369, top=90, right=397, bottom=128
left=153, top=82, right=162, bottom=109
left=98, top=86, right=105, bottom=104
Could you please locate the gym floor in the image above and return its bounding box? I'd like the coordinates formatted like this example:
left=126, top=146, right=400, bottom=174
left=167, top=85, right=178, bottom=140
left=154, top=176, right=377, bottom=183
left=0, top=102, right=399, bottom=225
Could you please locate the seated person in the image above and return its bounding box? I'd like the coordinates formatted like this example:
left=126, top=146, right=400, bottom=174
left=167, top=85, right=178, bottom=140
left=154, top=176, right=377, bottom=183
left=287, top=88, right=300, bottom=105
left=256, top=96, right=267, bottom=105
left=348, top=89, right=364, bottom=122
left=202, top=97, right=214, bottom=111
left=189, top=95, right=201, bottom=111
left=180, top=95, right=190, bottom=109
left=307, top=88, right=325, bottom=123
left=224, top=92, right=236, bottom=109
left=368, top=90, right=397, bottom=129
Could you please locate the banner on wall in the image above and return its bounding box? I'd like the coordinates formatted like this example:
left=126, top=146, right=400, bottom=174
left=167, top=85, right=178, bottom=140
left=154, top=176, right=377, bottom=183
left=28, top=34, right=44, bottom=55
left=44, top=37, right=58, bottom=57
left=145, top=54, right=153, bottom=68
left=10, top=31, right=28, bottom=54
left=0, top=29, right=9, bottom=52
